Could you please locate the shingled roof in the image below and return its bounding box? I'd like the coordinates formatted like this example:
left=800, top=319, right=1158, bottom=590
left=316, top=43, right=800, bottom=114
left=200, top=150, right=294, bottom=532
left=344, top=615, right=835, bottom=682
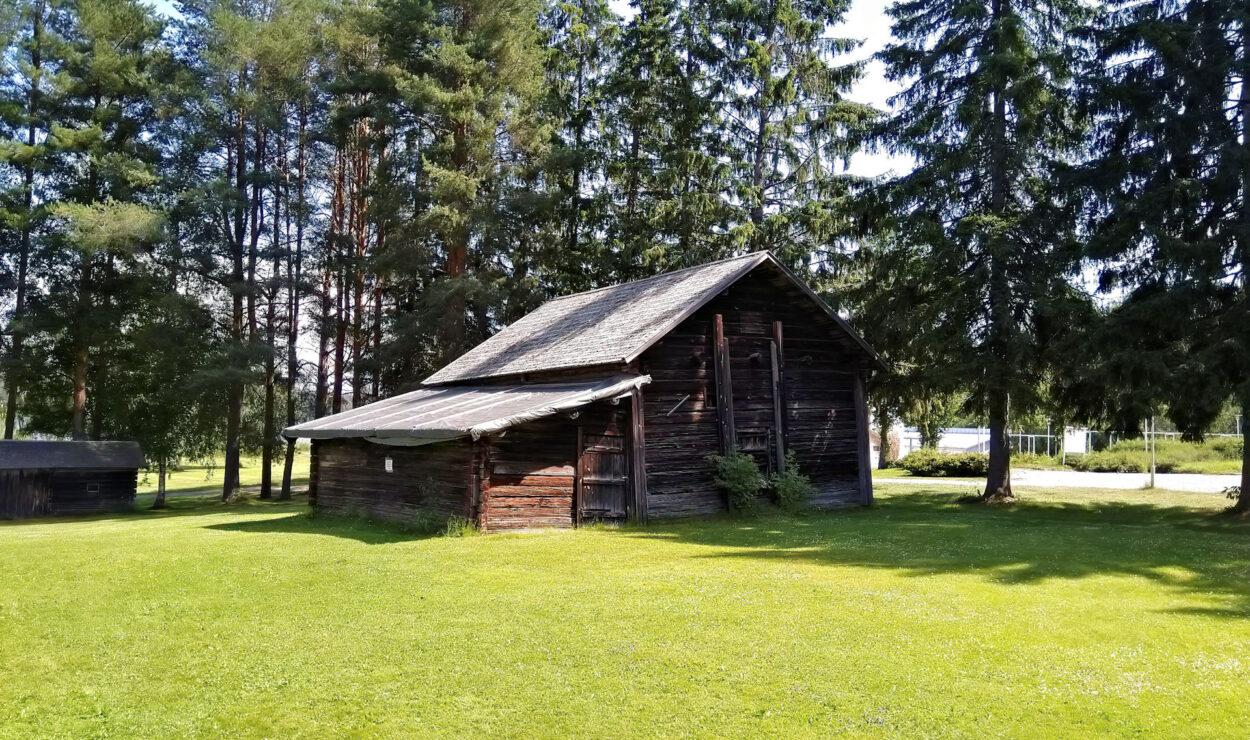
left=425, top=251, right=881, bottom=385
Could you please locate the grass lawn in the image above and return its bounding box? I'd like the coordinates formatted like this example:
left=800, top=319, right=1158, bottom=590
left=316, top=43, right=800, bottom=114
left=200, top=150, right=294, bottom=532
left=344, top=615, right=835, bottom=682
left=135, top=450, right=311, bottom=496
left=3, top=486, right=1250, bottom=737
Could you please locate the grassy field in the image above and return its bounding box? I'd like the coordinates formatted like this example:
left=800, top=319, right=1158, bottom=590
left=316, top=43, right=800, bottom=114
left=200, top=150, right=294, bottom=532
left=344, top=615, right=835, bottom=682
left=2, top=486, right=1250, bottom=737
left=136, top=451, right=311, bottom=496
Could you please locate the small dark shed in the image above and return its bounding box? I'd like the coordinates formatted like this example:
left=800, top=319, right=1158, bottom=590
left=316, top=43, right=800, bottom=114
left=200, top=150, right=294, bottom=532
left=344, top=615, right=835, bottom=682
left=285, top=251, right=884, bottom=531
left=0, top=441, right=145, bottom=519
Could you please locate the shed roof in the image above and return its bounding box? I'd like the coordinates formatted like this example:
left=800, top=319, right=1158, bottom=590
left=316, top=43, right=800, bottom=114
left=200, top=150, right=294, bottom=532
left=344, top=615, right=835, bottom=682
left=424, top=251, right=882, bottom=385
left=283, top=374, right=649, bottom=444
left=0, top=440, right=146, bottom=470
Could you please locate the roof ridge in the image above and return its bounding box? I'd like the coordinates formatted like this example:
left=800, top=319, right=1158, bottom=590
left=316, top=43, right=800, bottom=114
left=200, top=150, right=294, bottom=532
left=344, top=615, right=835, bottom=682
left=544, top=251, right=770, bottom=304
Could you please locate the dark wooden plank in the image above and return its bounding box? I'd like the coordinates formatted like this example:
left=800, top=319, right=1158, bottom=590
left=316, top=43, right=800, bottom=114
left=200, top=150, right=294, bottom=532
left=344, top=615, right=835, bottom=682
left=853, top=371, right=873, bottom=505
left=629, top=385, right=649, bottom=524
left=713, top=313, right=735, bottom=455
left=770, top=337, right=785, bottom=474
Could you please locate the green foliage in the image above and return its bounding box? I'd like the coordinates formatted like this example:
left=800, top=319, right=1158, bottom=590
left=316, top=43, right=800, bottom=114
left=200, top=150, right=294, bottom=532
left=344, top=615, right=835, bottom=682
left=1073, top=439, right=1244, bottom=475
left=769, top=451, right=815, bottom=511
left=707, top=448, right=766, bottom=511
left=903, top=390, right=967, bottom=449
left=897, top=449, right=990, bottom=478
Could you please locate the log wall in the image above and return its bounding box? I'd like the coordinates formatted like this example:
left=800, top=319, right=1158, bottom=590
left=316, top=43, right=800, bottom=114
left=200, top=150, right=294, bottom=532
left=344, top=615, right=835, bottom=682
left=0, top=468, right=136, bottom=519
left=636, top=266, right=868, bottom=518
left=481, top=401, right=626, bottom=531
left=314, top=438, right=474, bottom=526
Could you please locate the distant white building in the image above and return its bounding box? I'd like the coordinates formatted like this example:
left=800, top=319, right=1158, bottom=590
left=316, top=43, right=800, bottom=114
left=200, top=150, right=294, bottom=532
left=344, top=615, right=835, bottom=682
left=890, top=426, right=1089, bottom=461
left=868, top=419, right=1091, bottom=468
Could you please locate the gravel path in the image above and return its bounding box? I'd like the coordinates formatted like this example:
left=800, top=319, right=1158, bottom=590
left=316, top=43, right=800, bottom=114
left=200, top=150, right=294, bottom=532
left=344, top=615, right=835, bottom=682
left=877, top=469, right=1240, bottom=493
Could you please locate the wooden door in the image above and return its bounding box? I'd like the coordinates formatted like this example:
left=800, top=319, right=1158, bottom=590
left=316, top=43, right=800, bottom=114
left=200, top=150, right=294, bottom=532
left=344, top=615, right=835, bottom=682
left=577, top=430, right=627, bottom=523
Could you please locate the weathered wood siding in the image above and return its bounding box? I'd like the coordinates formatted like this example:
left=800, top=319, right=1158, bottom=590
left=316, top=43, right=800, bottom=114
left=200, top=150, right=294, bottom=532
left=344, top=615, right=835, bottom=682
left=481, top=401, right=626, bottom=531
left=314, top=438, right=474, bottom=525
left=0, top=468, right=136, bottom=519
left=47, top=470, right=136, bottom=515
left=637, top=266, right=868, bottom=518
left=0, top=470, right=49, bottom=519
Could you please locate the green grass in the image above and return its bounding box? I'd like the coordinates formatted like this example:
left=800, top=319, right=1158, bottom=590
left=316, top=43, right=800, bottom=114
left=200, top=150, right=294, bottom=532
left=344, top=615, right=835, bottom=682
left=136, top=451, right=311, bottom=496
left=3, top=486, right=1250, bottom=737
left=871, top=466, right=913, bottom=478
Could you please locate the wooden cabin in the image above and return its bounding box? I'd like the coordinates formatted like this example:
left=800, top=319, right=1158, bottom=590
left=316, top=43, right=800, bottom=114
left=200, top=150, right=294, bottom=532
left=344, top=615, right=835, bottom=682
left=0, top=441, right=145, bottom=519
left=284, top=252, right=884, bottom=531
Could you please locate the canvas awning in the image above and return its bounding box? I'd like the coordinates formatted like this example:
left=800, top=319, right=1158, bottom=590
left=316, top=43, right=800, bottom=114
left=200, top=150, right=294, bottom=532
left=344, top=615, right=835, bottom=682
left=282, top=374, right=650, bottom=446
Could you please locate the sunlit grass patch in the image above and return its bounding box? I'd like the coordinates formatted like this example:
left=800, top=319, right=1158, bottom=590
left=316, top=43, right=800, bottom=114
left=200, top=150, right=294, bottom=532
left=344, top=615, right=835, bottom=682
left=1, top=484, right=1248, bottom=737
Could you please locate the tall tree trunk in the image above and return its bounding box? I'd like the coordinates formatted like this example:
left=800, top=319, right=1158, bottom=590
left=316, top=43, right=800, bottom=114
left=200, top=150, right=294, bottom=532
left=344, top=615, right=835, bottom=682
left=332, top=260, right=347, bottom=413
left=982, top=0, right=1013, bottom=503
left=281, top=102, right=308, bottom=501
left=4, top=0, right=42, bottom=439
left=153, top=458, right=167, bottom=509
left=876, top=403, right=894, bottom=469
left=70, top=259, right=92, bottom=440
left=314, top=255, right=332, bottom=419
left=223, top=106, right=248, bottom=502
left=1236, top=22, right=1250, bottom=514
left=350, top=140, right=368, bottom=407
left=246, top=125, right=265, bottom=343
left=443, top=123, right=470, bottom=359
left=260, top=134, right=282, bottom=501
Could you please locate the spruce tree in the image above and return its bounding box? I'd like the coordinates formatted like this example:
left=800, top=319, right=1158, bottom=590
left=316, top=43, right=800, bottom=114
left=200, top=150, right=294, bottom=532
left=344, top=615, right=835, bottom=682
left=876, top=0, right=1087, bottom=501
left=1079, top=1, right=1250, bottom=511
left=715, top=0, right=870, bottom=263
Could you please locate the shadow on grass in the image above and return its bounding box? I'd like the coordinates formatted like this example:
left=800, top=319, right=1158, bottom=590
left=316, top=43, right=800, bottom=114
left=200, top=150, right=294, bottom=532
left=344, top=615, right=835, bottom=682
left=0, top=492, right=313, bottom=527
left=204, top=511, right=441, bottom=545
left=619, top=489, right=1250, bottom=619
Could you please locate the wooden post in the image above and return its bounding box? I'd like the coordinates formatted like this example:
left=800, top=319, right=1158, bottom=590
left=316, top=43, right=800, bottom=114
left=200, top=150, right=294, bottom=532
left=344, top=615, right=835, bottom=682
left=574, top=426, right=584, bottom=527
left=629, top=385, right=649, bottom=524
left=712, top=313, right=736, bottom=454
left=770, top=320, right=786, bottom=474
left=852, top=371, right=873, bottom=505
left=468, top=438, right=485, bottom=524
left=308, top=439, right=320, bottom=507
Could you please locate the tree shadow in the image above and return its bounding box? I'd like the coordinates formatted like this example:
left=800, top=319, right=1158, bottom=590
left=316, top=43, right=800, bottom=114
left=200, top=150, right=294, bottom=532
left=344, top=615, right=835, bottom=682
left=204, top=511, right=440, bottom=545
left=0, top=493, right=313, bottom=526
left=618, top=490, right=1250, bottom=619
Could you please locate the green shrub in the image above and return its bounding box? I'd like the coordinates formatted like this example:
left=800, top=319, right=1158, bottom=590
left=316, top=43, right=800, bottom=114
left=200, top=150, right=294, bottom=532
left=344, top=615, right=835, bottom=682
left=1012, top=452, right=1061, bottom=469
left=1208, top=437, right=1244, bottom=460
left=769, top=451, right=815, bottom=511
left=708, top=449, right=766, bottom=511
left=1074, top=447, right=1145, bottom=473
left=1073, top=438, right=1244, bottom=473
left=896, top=448, right=946, bottom=476
left=897, top=449, right=989, bottom=477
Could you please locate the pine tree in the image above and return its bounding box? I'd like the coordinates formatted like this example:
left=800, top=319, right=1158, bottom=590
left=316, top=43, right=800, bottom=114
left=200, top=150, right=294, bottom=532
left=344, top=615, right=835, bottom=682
left=876, top=0, right=1088, bottom=501
left=378, top=0, right=548, bottom=366
left=0, top=0, right=63, bottom=438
